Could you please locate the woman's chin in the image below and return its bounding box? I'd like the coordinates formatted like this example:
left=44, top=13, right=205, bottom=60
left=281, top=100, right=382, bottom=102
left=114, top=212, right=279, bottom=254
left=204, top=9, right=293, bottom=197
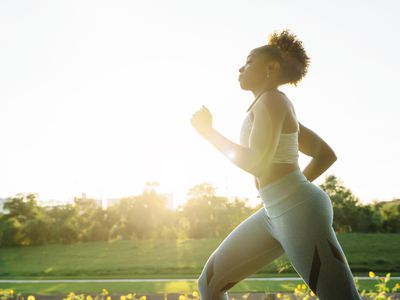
left=238, top=81, right=251, bottom=91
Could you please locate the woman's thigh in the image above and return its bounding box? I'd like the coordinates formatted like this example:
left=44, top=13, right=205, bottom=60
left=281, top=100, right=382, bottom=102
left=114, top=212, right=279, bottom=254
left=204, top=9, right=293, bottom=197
left=198, top=207, right=284, bottom=300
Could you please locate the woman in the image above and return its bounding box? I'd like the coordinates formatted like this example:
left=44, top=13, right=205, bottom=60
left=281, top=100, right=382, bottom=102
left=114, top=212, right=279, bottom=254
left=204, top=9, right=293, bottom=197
left=190, top=30, right=362, bottom=300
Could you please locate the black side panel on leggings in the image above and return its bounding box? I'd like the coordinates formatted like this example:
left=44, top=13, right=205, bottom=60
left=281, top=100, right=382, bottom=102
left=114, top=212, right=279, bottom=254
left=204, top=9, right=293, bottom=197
left=327, top=238, right=347, bottom=264
left=308, top=244, right=321, bottom=294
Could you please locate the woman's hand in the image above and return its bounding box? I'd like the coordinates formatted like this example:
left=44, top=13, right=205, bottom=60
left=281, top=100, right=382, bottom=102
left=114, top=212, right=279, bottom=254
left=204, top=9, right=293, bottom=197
left=190, top=105, right=214, bottom=139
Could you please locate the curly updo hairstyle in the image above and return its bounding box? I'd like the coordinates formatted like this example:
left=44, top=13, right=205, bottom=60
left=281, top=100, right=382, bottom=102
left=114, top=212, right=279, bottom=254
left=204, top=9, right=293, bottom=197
left=257, top=30, right=310, bottom=86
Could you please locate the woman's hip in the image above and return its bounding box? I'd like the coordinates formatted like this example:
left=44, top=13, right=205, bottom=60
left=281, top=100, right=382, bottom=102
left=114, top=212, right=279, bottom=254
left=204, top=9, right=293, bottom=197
left=258, top=169, right=333, bottom=219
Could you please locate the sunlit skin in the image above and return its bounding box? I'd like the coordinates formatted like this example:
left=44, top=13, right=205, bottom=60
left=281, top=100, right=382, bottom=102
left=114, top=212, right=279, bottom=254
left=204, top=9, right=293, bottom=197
left=191, top=47, right=337, bottom=190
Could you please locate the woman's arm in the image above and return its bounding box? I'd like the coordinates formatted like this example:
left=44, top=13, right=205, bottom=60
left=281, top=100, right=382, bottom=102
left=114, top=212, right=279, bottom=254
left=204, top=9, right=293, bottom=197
left=199, top=128, right=264, bottom=176
left=254, top=177, right=260, bottom=189
left=191, top=93, right=287, bottom=177
left=298, top=122, right=337, bottom=182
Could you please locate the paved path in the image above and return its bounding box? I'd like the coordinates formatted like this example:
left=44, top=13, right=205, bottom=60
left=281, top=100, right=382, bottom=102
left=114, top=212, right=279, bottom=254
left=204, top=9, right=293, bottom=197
left=1, top=277, right=399, bottom=283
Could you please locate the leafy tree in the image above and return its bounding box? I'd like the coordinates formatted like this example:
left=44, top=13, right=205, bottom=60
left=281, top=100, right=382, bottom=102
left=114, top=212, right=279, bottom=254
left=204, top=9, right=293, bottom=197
left=0, top=193, right=50, bottom=246
left=182, top=182, right=253, bottom=238
left=47, top=204, right=79, bottom=244
left=319, top=175, right=361, bottom=233
left=0, top=217, right=24, bottom=246
left=112, top=189, right=171, bottom=239
left=379, top=203, right=400, bottom=232
left=2, top=177, right=398, bottom=248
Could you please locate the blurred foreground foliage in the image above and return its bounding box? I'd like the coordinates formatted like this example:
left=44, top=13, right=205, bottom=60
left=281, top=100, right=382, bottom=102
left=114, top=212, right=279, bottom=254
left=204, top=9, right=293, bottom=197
left=1, top=272, right=399, bottom=300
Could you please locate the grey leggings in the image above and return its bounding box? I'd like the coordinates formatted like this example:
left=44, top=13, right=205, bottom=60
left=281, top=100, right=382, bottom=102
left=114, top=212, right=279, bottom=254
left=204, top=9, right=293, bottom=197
left=197, top=169, right=362, bottom=300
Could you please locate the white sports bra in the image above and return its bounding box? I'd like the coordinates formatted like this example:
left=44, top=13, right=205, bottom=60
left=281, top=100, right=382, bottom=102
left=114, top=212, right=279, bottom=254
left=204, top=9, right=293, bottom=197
left=240, top=110, right=299, bottom=164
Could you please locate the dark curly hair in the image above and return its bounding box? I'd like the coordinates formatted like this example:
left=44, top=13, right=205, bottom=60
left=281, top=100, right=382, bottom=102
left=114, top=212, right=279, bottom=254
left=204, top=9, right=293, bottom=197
left=256, top=30, right=310, bottom=86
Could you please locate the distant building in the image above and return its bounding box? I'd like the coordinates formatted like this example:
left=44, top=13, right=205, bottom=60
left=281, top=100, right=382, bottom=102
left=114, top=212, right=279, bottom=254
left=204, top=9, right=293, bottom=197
left=38, top=198, right=65, bottom=208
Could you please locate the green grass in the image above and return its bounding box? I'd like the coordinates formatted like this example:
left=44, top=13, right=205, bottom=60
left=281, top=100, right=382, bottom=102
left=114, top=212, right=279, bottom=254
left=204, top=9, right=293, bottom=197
left=0, top=233, right=399, bottom=278
left=0, top=233, right=399, bottom=295
left=1, top=279, right=398, bottom=295
left=337, top=233, right=400, bottom=274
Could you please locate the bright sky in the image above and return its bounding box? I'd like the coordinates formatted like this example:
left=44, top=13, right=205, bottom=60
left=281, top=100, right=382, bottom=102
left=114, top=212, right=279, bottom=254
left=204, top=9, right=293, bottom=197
left=1, top=0, right=399, bottom=209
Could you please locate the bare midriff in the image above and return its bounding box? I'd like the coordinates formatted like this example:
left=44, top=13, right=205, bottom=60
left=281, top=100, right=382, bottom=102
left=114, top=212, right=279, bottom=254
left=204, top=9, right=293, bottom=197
left=255, top=162, right=300, bottom=190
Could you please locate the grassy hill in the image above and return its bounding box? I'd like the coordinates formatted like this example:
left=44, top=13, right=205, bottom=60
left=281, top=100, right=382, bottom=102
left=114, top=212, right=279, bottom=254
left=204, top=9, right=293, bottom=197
left=0, top=233, right=399, bottom=278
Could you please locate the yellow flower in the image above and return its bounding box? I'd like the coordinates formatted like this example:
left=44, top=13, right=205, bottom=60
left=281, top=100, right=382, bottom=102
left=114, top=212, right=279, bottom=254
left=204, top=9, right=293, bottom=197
left=106, top=297, right=111, bottom=300
left=179, top=295, right=186, bottom=300
left=27, top=296, right=35, bottom=300
left=139, top=296, right=146, bottom=300
left=369, top=271, right=376, bottom=278
left=127, top=293, right=134, bottom=299
left=192, top=291, right=199, bottom=298
left=103, top=289, right=109, bottom=295
left=277, top=293, right=282, bottom=298
left=9, top=289, right=14, bottom=295
left=120, top=296, right=126, bottom=300
left=310, top=290, right=315, bottom=296
left=86, top=296, right=93, bottom=300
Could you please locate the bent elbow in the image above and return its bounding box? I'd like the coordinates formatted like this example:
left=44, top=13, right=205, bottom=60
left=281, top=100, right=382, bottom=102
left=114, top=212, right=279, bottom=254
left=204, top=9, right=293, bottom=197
left=320, top=142, right=337, bottom=163
left=317, top=148, right=337, bottom=165
left=324, top=151, right=337, bottom=165
left=330, top=151, right=337, bottom=162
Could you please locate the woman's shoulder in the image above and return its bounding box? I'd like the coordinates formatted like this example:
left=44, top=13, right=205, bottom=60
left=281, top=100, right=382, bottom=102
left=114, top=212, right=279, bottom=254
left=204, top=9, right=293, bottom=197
left=256, top=89, right=290, bottom=111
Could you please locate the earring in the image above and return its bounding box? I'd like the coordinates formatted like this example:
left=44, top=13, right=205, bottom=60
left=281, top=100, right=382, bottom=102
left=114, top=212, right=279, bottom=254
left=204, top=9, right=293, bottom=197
left=266, top=73, right=270, bottom=79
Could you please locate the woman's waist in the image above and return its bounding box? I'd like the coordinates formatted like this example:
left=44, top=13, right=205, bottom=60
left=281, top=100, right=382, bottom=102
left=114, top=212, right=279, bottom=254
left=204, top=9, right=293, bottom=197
left=257, top=168, right=310, bottom=207
left=256, top=163, right=300, bottom=188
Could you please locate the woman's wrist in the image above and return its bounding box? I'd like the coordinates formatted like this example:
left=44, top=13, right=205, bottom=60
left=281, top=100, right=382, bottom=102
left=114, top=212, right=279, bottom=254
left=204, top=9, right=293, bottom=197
left=200, top=127, right=215, bottom=140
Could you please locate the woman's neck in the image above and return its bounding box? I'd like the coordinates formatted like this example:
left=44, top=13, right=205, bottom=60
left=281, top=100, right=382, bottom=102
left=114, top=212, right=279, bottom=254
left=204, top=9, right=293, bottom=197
left=246, top=83, right=280, bottom=113
left=252, top=87, right=278, bottom=101
left=252, top=82, right=279, bottom=99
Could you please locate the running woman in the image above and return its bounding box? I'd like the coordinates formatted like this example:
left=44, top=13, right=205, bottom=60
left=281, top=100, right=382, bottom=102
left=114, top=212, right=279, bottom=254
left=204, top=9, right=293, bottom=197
left=190, top=30, right=362, bottom=300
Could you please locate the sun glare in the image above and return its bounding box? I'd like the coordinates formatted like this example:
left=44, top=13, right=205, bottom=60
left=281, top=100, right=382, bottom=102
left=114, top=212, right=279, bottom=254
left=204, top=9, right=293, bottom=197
left=227, top=151, right=236, bottom=160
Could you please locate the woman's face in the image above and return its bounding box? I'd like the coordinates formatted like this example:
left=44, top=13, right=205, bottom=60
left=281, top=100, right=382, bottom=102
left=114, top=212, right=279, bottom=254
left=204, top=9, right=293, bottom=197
left=238, top=49, right=268, bottom=91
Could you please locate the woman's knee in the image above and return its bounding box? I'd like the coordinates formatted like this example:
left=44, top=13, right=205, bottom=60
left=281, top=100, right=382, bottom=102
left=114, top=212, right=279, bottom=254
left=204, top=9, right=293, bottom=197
left=197, top=272, right=206, bottom=295
left=197, top=258, right=234, bottom=300
left=197, top=272, right=215, bottom=300
left=198, top=253, right=216, bottom=287
left=197, top=273, right=232, bottom=300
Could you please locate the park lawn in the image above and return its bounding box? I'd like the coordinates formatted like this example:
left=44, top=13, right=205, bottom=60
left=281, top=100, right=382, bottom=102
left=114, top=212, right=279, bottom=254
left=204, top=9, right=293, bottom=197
left=1, top=278, right=398, bottom=295
left=0, top=233, right=399, bottom=278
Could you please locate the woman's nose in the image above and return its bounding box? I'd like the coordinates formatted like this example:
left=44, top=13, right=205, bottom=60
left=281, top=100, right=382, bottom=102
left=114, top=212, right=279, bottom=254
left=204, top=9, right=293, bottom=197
left=239, top=65, right=244, bottom=73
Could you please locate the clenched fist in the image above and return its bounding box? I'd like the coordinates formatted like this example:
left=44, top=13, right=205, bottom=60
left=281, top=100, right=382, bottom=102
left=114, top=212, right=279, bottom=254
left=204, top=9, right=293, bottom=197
left=190, top=105, right=213, bottom=138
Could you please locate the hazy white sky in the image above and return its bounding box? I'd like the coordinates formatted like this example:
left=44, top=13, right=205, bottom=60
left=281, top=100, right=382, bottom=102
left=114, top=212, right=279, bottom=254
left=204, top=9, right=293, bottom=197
left=1, top=0, right=399, bottom=208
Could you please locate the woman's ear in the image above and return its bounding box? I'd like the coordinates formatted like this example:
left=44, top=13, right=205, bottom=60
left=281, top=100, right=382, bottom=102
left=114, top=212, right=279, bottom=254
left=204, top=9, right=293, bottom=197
left=265, top=61, right=281, bottom=73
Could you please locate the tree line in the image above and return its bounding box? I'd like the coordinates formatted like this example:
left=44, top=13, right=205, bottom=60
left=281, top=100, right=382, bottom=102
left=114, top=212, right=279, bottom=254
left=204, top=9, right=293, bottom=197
left=0, top=175, right=399, bottom=247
